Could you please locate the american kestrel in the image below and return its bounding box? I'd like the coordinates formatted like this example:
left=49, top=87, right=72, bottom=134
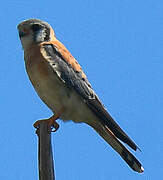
left=17, top=19, right=144, bottom=173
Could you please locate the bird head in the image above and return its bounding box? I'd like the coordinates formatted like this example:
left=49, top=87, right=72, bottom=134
left=17, top=19, right=56, bottom=50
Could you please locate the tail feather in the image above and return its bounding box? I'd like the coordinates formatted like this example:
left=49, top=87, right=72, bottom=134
left=86, top=98, right=139, bottom=151
left=91, top=123, right=144, bottom=173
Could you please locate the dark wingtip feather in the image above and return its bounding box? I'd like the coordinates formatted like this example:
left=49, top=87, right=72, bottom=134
left=86, top=98, right=140, bottom=151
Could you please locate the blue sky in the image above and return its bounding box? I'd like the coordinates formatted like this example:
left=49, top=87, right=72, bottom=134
left=0, top=0, right=162, bottom=179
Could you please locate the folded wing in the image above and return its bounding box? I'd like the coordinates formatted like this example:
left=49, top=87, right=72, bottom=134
left=41, top=42, right=143, bottom=172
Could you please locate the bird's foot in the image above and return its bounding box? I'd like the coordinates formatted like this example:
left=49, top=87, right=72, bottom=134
left=33, top=114, right=60, bottom=132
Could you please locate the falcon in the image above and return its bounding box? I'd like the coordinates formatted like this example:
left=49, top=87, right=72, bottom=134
left=17, top=19, right=144, bottom=173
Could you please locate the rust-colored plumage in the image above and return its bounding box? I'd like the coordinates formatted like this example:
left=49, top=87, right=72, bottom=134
left=42, top=40, right=87, bottom=79
left=18, top=19, right=144, bottom=173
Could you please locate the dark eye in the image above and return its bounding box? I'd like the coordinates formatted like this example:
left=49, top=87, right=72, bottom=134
left=31, top=24, right=42, bottom=31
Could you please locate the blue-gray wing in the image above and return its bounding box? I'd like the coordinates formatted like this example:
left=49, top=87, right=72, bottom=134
left=43, top=44, right=139, bottom=151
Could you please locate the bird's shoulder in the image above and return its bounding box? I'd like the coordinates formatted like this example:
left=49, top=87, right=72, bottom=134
left=40, top=40, right=87, bottom=80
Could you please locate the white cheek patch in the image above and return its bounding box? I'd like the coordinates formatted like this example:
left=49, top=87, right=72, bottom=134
left=20, top=34, right=33, bottom=49
left=35, top=29, right=46, bottom=43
